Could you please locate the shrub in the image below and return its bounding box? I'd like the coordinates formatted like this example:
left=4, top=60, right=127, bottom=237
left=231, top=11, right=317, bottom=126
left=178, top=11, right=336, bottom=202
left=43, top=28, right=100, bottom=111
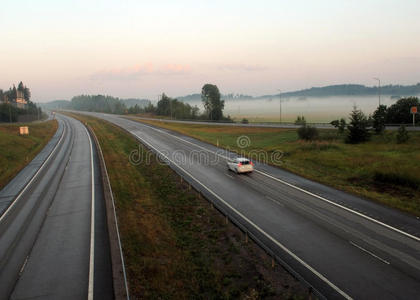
left=295, top=116, right=306, bottom=125
left=241, top=118, right=249, bottom=124
left=346, top=106, right=370, bottom=144
left=386, top=97, right=419, bottom=124
left=330, top=119, right=339, bottom=127
left=372, top=105, right=387, bottom=134
left=396, top=125, right=409, bottom=143
left=297, top=125, right=318, bottom=140
left=331, top=118, right=346, bottom=134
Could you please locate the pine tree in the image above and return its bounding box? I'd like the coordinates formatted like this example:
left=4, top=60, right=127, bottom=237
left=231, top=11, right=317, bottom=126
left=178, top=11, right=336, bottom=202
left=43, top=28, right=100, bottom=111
left=346, top=106, right=370, bottom=144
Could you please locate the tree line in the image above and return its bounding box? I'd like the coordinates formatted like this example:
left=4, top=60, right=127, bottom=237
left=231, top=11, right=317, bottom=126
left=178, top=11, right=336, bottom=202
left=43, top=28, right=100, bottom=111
left=69, top=84, right=230, bottom=121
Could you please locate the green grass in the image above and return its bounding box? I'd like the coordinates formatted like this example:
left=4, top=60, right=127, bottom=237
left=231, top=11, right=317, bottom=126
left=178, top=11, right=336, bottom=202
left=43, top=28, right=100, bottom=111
left=69, top=113, right=307, bottom=299
left=134, top=118, right=420, bottom=216
left=0, top=120, right=58, bottom=190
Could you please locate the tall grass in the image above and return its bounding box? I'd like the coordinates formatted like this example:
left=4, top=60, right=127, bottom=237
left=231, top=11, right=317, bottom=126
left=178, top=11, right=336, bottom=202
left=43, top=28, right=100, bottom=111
left=0, top=120, right=58, bottom=189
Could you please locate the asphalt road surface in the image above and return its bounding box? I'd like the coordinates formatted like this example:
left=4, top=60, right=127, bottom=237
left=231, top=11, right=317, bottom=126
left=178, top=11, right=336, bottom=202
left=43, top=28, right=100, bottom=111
left=84, top=112, right=420, bottom=300
left=0, top=114, right=113, bottom=300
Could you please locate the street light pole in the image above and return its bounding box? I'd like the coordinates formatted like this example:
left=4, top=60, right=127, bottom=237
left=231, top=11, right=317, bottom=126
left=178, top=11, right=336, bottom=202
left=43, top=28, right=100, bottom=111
left=373, top=77, right=381, bottom=106
left=277, top=89, right=282, bottom=123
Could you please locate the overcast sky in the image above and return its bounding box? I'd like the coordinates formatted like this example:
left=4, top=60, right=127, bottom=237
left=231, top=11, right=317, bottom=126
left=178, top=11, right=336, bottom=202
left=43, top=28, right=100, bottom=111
left=1, top=0, right=420, bottom=102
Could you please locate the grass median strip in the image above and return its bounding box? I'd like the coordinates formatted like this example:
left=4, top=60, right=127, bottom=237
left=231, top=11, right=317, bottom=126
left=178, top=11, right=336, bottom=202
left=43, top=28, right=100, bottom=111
left=129, top=118, right=420, bottom=216
left=0, top=120, right=58, bottom=190
left=70, top=113, right=307, bottom=299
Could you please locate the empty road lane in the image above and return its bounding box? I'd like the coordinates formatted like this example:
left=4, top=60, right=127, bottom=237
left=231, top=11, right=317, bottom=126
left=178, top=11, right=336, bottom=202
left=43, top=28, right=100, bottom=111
left=0, top=114, right=113, bottom=300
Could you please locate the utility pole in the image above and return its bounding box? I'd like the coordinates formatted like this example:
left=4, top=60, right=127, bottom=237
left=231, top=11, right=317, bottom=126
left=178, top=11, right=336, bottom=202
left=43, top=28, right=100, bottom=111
left=277, top=89, right=282, bottom=123
left=373, top=77, right=381, bottom=106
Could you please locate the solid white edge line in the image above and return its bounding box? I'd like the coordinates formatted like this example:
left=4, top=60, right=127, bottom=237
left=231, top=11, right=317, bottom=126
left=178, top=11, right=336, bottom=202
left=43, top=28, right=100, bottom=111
left=131, top=131, right=353, bottom=300
left=349, top=241, right=390, bottom=265
left=255, top=169, right=420, bottom=243
left=0, top=119, right=66, bottom=223
left=134, top=120, right=420, bottom=243
left=84, top=126, right=95, bottom=300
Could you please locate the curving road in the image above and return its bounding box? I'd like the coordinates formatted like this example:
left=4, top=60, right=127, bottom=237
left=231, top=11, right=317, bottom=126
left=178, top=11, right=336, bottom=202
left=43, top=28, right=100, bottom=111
left=0, top=114, right=113, bottom=300
left=85, top=112, right=420, bottom=300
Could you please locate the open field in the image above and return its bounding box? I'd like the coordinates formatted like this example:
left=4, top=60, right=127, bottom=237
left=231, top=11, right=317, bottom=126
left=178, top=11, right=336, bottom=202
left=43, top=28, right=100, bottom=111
left=135, top=119, right=420, bottom=216
left=0, top=120, right=58, bottom=190
left=70, top=113, right=307, bottom=299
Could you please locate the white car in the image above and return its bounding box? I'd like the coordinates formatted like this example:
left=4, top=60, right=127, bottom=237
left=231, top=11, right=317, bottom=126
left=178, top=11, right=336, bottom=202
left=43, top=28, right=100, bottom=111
left=227, top=157, right=254, bottom=174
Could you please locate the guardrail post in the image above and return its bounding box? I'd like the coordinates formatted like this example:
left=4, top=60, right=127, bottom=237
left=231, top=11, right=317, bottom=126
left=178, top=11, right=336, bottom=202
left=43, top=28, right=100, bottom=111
left=225, top=215, right=228, bottom=225
left=180, top=176, right=183, bottom=184
left=245, top=232, right=248, bottom=244
left=271, top=257, right=275, bottom=268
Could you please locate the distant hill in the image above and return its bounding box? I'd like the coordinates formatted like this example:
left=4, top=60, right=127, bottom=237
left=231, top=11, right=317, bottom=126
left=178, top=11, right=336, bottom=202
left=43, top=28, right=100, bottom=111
left=263, top=83, right=420, bottom=99
left=177, top=83, right=420, bottom=102
left=177, top=93, right=254, bottom=102
left=177, top=94, right=201, bottom=102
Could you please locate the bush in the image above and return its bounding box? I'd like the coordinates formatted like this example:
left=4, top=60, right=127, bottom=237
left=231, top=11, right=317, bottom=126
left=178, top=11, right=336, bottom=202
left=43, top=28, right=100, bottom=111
left=297, top=125, right=318, bottom=140
left=295, top=116, right=306, bottom=125
left=330, top=119, right=339, bottom=127
left=241, top=118, right=249, bottom=124
left=386, top=97, right=419, bottom=124
left=330, top=118, right=346, bottom=133
left=346, top=106, right=370, bottom=144
left=372, top=105, right=387, bottom=134
left=396, top=125, right=409, bottom=143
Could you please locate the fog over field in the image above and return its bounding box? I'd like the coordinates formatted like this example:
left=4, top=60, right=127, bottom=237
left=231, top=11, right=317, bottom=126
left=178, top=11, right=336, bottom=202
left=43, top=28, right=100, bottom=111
left=181, top=95, right=418, bottom=123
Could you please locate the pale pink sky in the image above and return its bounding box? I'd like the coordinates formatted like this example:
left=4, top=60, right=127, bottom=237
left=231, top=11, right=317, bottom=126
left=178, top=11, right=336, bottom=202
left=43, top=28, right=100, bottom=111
left=1, top=0, right=419, bottom=102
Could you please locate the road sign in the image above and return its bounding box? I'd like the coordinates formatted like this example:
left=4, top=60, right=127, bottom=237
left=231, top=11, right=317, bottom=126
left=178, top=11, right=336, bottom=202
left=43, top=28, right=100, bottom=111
left=411, top=107, right=418, bottom=127
left=19, top=126, right=29, bottom=135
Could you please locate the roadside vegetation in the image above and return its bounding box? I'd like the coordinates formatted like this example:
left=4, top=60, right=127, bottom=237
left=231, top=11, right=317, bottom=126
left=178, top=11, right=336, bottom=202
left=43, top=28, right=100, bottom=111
left=0, top=81, right=43, bottom=122
left=69, top=113, right=307, bottom=299
left=0, top=120, right=58, bottom=190
left=134, top=118, right=420, bottom=216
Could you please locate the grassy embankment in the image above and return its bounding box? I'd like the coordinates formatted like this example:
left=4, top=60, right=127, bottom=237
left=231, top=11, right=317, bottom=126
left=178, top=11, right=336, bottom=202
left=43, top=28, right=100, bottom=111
left=0, top=120, right=58, bottom=190
left=69, top=113, right=307, bottom=299
left=130, top=118, right=420, bottom=216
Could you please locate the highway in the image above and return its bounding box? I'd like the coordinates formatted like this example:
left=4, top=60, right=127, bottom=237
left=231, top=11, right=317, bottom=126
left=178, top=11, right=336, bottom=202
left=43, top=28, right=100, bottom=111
left=0, top=114, right=113, bottom=300
left=87, top=112, right=420, bottom=299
